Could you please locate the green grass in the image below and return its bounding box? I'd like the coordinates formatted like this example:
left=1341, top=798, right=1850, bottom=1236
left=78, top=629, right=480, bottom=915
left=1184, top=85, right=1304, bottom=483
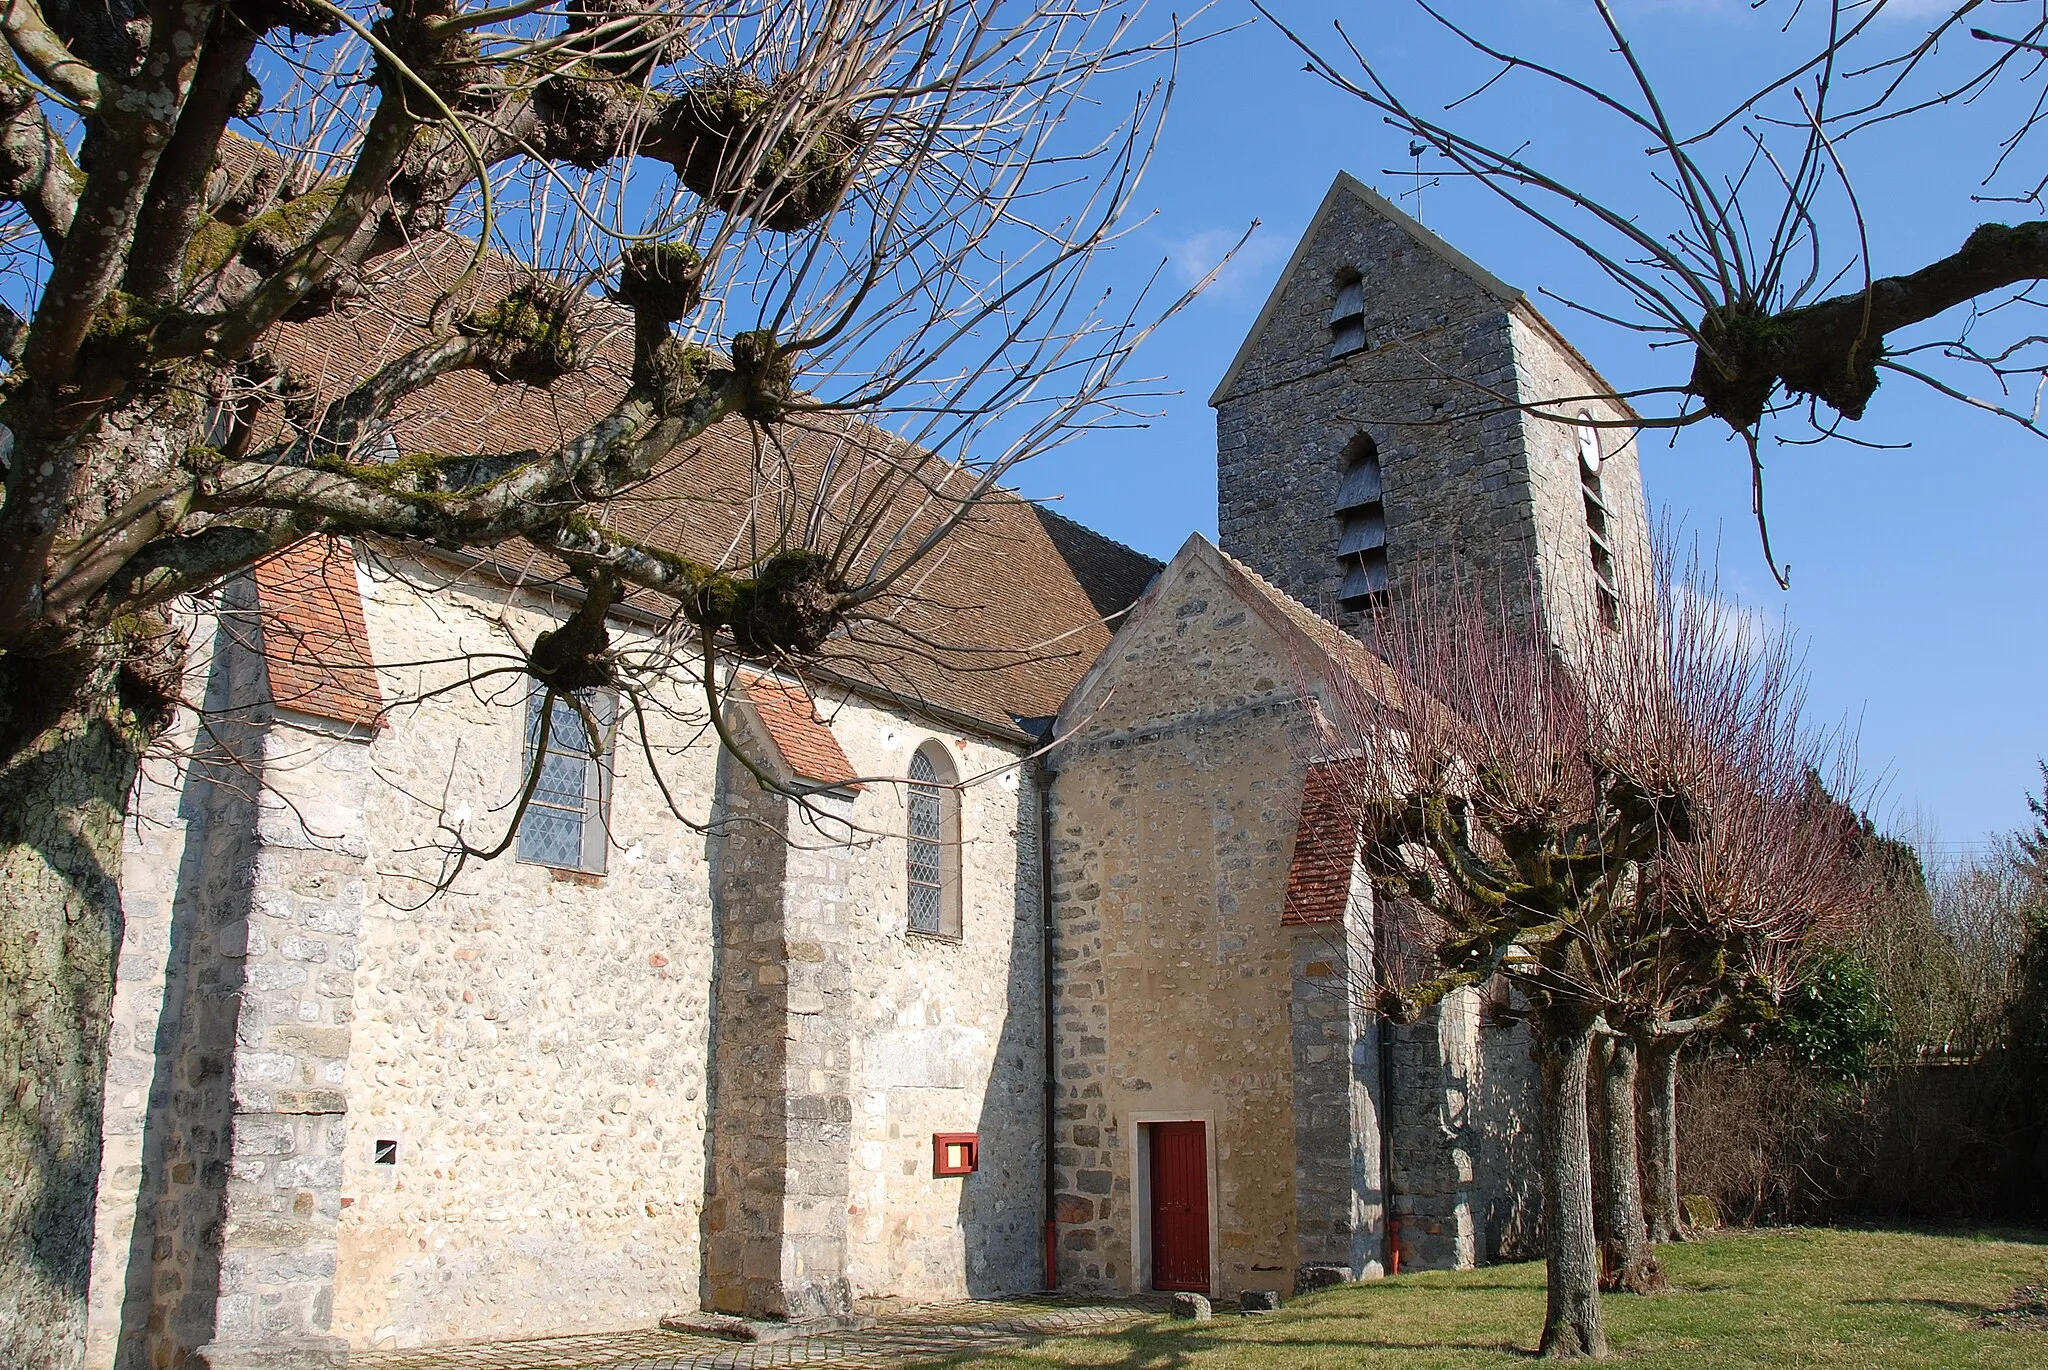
left=944, top=1228, right=2048, bottom=1368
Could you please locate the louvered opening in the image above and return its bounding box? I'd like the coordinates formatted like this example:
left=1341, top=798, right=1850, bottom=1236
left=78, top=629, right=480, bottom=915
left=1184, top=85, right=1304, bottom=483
left=1576, top=412, right=1620, bottom=632
left=1329, top=269, right=1366, bottom=358
left=1335, top=433, right=1388, bottom=611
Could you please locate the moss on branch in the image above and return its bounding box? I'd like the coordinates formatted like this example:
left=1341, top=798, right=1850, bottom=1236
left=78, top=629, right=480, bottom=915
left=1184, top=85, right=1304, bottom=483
left=618, top=242, right=702, bottom=322
left=458, top=285, right=579, bottom=388
left=728, top=328, right=791, bottom=423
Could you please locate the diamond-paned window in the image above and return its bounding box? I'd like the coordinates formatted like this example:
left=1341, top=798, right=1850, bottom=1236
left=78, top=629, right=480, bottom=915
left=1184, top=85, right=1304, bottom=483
left=517, top=686, right=614, bottom=872
left=907, top=747, right=945, bottom=934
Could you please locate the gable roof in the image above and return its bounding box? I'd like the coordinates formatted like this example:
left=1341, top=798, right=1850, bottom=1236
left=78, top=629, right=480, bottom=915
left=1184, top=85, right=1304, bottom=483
left=1209, top=171, right=1521, bottom=406
left=250, top=537, right=383, bottom=729
left=1055, top=532, right=1401, bottom=736
left=260, top=235, right=1162, bottom=739
left=733, top=669, right=860, bottom=791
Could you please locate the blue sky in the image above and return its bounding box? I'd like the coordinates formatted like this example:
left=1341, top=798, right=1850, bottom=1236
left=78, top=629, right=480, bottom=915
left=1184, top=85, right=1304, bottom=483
left=1009, top=1, right=2048, bottom=855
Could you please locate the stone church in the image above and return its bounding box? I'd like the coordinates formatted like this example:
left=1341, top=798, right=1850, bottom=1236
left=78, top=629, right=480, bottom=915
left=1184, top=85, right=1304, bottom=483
left=82, top=172, right=1649, bottom=1366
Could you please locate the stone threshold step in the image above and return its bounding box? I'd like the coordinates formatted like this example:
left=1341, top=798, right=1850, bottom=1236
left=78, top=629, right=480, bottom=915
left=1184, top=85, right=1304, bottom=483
left=658, top=1312, right=877, bottom=1343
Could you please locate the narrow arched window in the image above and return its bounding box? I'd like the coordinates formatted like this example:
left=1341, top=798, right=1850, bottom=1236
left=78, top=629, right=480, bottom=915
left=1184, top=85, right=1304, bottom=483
left=906, top=742, right=962, bottom=939
left=1335, top=433, right=1388, bottom=609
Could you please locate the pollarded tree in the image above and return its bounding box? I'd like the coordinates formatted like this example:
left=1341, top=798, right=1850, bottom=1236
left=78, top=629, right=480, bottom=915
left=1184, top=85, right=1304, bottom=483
left=1302, top=548, right=1864, bottom=1357
left=0, top=3, right=1205, bottom=1361
left=1306, top=576, right=1687, bottom=1359
left=1582, top=555, right=1871, bottom=1264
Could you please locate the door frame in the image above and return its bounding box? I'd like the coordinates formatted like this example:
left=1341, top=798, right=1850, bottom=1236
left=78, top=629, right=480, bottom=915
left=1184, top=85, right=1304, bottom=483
left=1130, top=1113, right=1218, bottom=1296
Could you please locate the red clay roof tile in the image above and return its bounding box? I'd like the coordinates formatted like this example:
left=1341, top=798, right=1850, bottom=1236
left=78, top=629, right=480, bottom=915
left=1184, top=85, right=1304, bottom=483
left=736, top=670, right=859, bottom=789
left=265, top=235, right=1160, bottom=737
left=1282, top=760, right=1365, bottom=926
left=251, top=538, right=383, bottom=729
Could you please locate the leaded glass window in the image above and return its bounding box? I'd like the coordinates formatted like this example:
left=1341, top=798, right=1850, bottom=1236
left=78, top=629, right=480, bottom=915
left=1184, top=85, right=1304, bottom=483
left=517, top=686, right=614, bottom=872
left=907, top=747, right=944, bottom=934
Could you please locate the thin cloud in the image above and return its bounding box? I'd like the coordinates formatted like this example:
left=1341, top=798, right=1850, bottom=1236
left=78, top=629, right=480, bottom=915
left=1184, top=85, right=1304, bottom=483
left=1166, top=225, right=1291, bottom=302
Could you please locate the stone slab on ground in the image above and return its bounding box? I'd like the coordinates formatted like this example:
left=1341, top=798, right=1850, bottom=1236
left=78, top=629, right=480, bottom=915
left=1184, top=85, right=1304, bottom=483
left=660, top=1314, right=876, bottom=1343
left=352, top=1296, right=1157, bottom=1370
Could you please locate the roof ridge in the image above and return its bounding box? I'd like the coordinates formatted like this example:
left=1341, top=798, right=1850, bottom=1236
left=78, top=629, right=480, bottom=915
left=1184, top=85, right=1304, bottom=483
left=1015, top=496, right=1164, bottom=569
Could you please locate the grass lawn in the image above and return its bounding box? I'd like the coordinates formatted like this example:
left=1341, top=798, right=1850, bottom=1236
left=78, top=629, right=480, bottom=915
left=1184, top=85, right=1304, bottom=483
left=944, top=1228, right=2048, bottom=1368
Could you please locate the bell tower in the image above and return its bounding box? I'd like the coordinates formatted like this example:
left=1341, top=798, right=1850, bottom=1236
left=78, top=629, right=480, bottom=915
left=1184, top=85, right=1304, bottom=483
left=1211, top=173, right=1648, bottom=641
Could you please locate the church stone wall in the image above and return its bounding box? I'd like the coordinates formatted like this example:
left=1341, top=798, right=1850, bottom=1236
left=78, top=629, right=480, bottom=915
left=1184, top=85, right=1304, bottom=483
left=703, top=687, right=1046, bottom=1314
left=1047, top=553, right=1312, bottom=1298
left=1506, top=310, right=1652, bottom=642
left=825, top=706, right=1045, bottom=1306
left=89, top=588, right=379, bottom=1370
left=332, top=561, right=724, bottom=1350
left=88, top=607, right=241, bottom=1370
left=92, top=550, right=1052, bottom=1360
left=1288, top=911, right=1384, bottom=1284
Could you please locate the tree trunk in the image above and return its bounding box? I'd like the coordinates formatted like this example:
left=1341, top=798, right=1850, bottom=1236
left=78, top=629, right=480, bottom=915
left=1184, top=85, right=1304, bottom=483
left=1639, top=1034, right=1687, bottom=1245
left=1594, top=1035, right=1665, bottom=1293
left=1534, top=1008, right=1608, bottom=1359
left=0, top=642, right=163, bottom=1370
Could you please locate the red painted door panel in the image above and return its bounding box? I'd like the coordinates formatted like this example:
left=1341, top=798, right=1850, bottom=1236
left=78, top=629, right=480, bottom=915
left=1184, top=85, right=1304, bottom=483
left=1150, top=1122, right=1210, bottom=1292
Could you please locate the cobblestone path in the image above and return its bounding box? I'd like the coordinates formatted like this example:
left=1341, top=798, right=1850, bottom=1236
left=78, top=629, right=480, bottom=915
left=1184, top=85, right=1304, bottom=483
left=351, top=1297, right=1161, bottom=1370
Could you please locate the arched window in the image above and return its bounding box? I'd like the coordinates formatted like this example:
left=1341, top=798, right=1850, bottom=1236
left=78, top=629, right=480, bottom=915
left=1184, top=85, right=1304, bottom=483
left=906, top=742, right=962, bottom=939
left=1335, top=433, right=1388, bottom=609
left=1575, top=412, right=1620, bottom=631
left=1329, top=268, right=1366, bottom=357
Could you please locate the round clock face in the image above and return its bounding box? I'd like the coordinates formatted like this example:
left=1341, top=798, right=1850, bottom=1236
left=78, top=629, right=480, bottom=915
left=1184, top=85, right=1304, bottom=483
left=1576, top=416, right=1602, bottom=475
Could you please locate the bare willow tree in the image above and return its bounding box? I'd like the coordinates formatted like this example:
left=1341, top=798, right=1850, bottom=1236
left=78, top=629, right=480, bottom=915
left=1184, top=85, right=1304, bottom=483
left=0, top=0, right=1210, bottom=1356
left=1258, top=0, right=2048, bottom=584
left=1299, top=548, right=1864, bottom=1358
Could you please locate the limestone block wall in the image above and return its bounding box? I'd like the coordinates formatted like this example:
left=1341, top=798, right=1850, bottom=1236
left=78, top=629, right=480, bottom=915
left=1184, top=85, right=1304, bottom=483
left=87, top=605, right=239, bottom=1370
left=1475, top=1011, right=1540, bottom=1261
left=700, top=685, right=1045, bottom=1315
left=332, top=558, right=723, bottom=1350
left=1506, top=309, right=1652, bottom=642
left=1047, top=554, right=1314, bottom=1297
left=1386, top=993, right=1482, bottom=1271
left=1288, top=909, right=1384, bottom=1285
left=825, top=704, right=1045, bottom=1305
left=87, top=586, right=375, bottom=1370
left=1215, top=187, right=1534, bottom=620
left=700, top=754, right=838, bottom=1322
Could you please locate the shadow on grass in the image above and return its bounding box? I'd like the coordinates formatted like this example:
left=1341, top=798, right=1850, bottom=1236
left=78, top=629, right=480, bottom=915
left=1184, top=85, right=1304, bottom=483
left=1830, top=1222, right=2048, bottom=1248
left=1847, top=1297, right=1998, bottom=1318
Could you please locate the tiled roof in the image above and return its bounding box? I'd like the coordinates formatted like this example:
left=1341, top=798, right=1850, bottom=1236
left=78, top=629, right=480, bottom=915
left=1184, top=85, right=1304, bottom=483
left=263, top=235, right=1162, bottom=737
left=1281, top=759, right=1365, bottom=926
left=250, top=537, right=383, bottom=729
left=736, top=669, right=859, bottom=790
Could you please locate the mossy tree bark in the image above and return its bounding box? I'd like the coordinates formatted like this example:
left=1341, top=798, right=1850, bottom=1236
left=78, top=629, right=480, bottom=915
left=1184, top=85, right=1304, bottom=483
left=1594, top=1034, right=1665, bottom=1294
left=1639, top=1035, right=1687, bottom=1245
left=0, top=644, right=160, bottom=1370
left=1535, top=1008, right=1608, bottom=1359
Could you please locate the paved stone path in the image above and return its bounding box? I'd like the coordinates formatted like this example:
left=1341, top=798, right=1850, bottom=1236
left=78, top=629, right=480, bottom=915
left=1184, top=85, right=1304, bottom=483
left=352, top=1297, right=1163, bottom=1370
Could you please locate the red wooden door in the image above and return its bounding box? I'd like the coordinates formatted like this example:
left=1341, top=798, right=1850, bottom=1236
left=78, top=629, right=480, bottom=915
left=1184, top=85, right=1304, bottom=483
left=1149, top=1122, right=1210, bottom=1292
